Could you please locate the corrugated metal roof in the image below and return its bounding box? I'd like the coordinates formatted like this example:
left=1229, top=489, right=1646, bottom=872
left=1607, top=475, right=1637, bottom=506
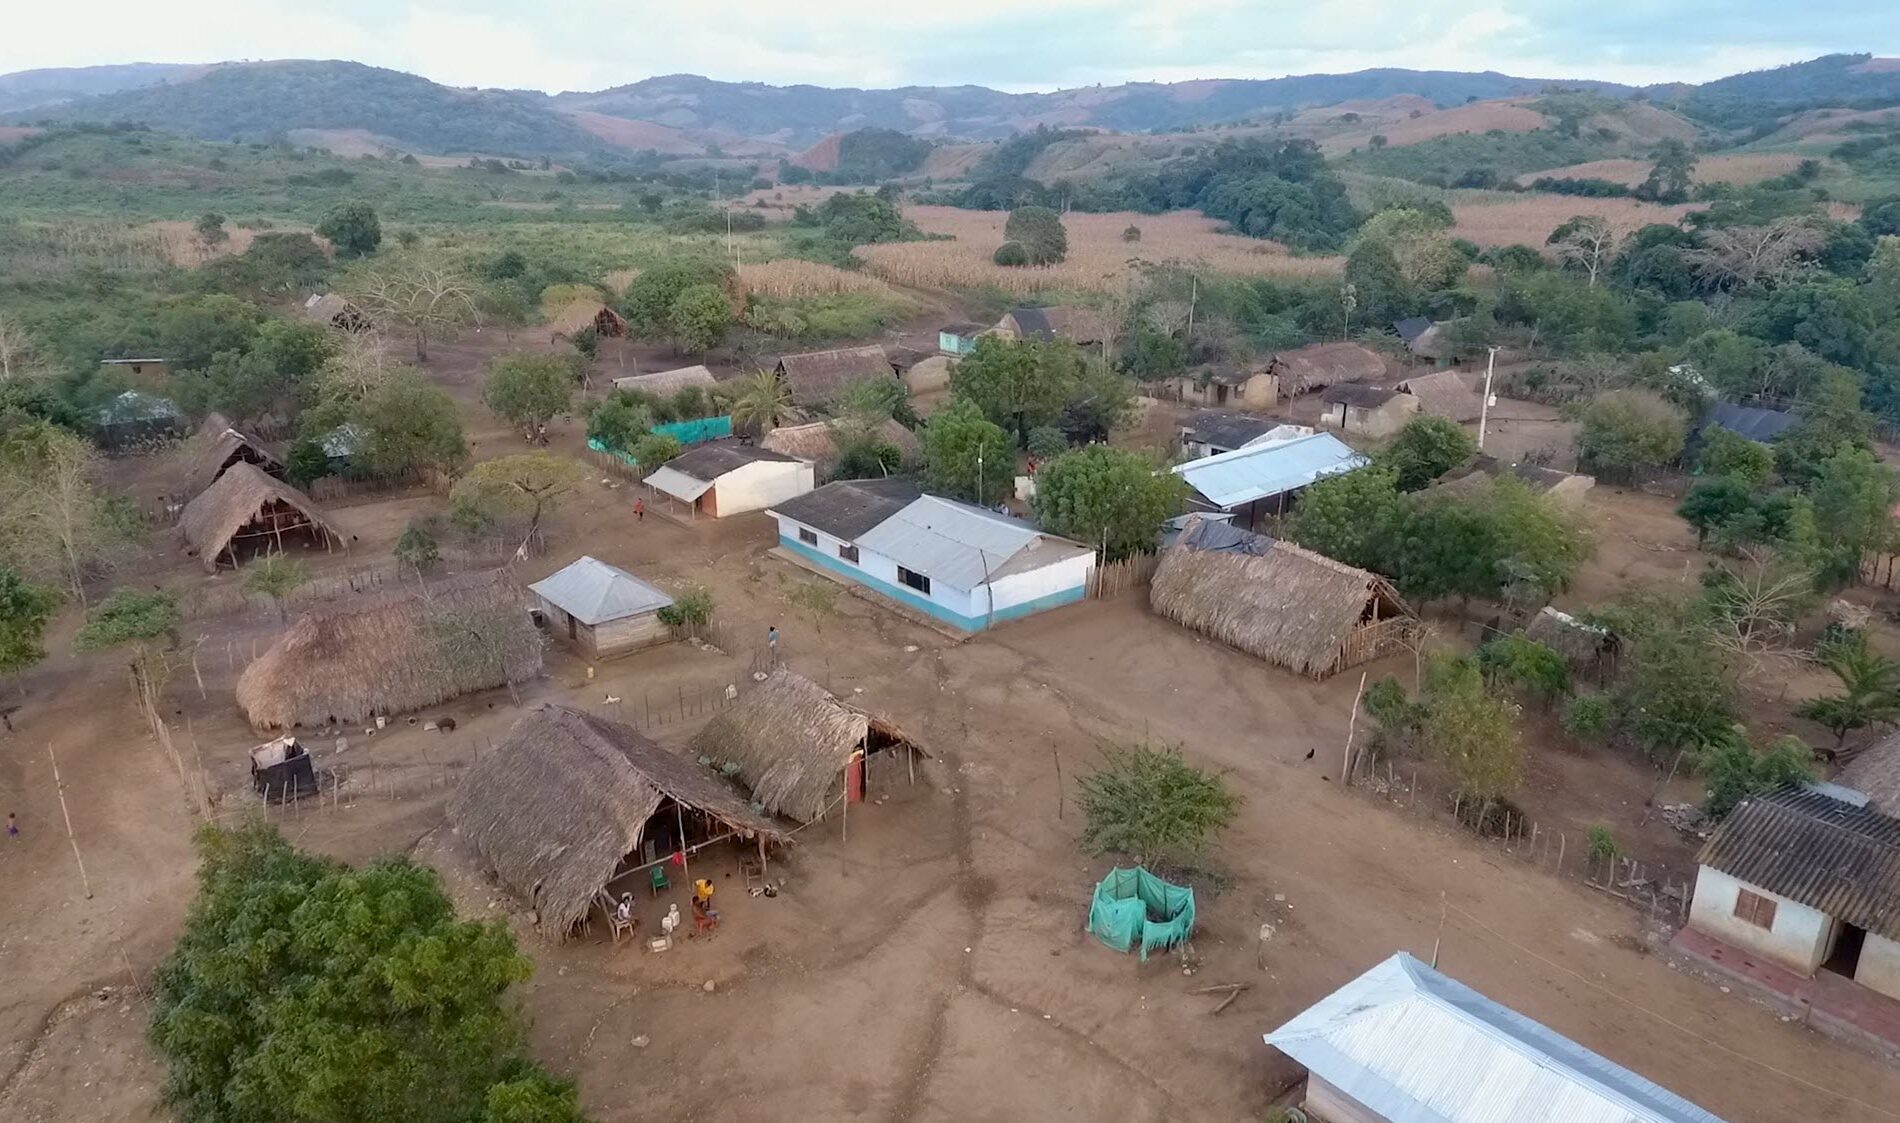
left=529, top=556, right=674, bottom=626
left=644, top=465, right=713, bottom=501
left=1171, top=432, right=1368, bottom=509
left=1697, top=402, right=1801, bottom=443
left=769, top=478, right=922, bottom=540
left=1696, top=786, right=1900, bottom=940
left=1266, top=953, right=1727, bottom=1123
left=1184, top=410, right=1278, bottom=451
left=856, top=496, right=1083, bottom=591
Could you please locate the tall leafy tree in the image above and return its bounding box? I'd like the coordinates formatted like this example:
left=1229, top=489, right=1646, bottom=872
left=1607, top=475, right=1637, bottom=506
left=668, top=284, right=734, bottom=353
left=482, top=354, right=575, bottom=441
left=1282, top=467, right=1406, bottom=573
left=1003, top=206, right=1069, bottom=265
left=1572, top=390, right=1686, bottom=481
left=1378, top=415, right=1477, bottom=492
left=356, top=370, right=468, bottom=480
left=450, top=454, right=586, bottom=546
left=950, top=336, right=1081, bottom=443
left=316, top=200, right=383, bottom=258
left=0, top=567, right=55, bottom=693
left=921, top=396, right=1014, bottom=505
left=1031, top=446, right=1185, bottom=561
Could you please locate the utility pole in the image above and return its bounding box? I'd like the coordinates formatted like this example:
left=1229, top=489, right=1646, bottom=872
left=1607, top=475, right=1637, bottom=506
left=1478, top=346, right=1499, bottom=452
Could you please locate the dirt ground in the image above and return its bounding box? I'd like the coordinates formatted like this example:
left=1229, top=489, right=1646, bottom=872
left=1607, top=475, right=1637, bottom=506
left=8, top=344, right=1900, bottom=1123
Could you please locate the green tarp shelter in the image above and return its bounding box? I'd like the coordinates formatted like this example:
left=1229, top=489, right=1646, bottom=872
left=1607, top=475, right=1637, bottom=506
left=1086, top=867, right=1195, bottom=961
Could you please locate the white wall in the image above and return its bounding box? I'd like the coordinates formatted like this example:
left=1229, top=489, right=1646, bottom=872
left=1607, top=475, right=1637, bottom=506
left=982, top=549, right=1095, bottom=614
left=1690, top=865, right=1835, bottom=974
left=715, top=460, right=815, bottom=516
left=1302, top=1075, right=1387, bottom=1123
left=1857, top=933, right=1900, bottom=1000
left=773, top=514, right=985, bottom=624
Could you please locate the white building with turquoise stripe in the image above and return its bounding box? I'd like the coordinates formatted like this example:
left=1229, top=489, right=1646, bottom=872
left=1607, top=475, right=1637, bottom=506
left=768, top=479, right=1096, bottom=632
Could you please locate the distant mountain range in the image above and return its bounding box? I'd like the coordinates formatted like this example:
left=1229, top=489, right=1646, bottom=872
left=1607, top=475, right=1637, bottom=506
left=3, top=53, right=1897, bottom=163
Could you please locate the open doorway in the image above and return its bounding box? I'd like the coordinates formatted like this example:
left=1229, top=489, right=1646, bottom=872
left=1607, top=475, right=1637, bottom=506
left=1824, top=922, right=1867, bottom=978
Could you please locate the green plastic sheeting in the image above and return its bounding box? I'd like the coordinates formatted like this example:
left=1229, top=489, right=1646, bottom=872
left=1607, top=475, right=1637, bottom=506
left=1086, top=867, right=1195, bottom=961
left=654, top=416, right=733, bottom=444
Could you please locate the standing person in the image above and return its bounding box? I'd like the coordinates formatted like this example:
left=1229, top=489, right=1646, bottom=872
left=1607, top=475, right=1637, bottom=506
left=6, top=812, right=16, bottom=840
left=633, top=496, right=644, bottom=522
left=767, top=625, right=779, bottom=663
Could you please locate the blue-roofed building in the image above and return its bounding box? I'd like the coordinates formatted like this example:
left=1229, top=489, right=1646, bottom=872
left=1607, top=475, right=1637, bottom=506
left=1171, top=431, right=1369, bottom=529
left=768, top=480, right=1096, bottom=632
left=1266, top=952, right=1727, bottom=1123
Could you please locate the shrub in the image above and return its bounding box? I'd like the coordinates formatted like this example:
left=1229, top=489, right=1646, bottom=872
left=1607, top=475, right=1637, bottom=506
left=993, top=241, right=1030, bottom=267
left=657, top=584, right=714, bottom=638
left=1585, top=824, right=1620, bottom=865
left=1561, top=693, right=1611, bottom=739
left=1025, top=426, right=1069, bottom=459
left=628, top=433, right=683, bottom=469
left=1122, top=224, right=1142, bottom=243
left=395, top=524, right=441, bottom=572
left=1075, top=742, right=1241, bottom=868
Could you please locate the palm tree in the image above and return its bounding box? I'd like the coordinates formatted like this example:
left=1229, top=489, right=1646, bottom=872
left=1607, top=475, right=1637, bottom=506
left=1796, top=632, right=1900, bottom=748
left=726, top=370, right=791, bottom=435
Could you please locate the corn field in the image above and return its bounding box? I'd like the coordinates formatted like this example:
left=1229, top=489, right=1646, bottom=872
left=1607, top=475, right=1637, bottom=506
left=853, top=206, right=1344, bottom=296
left=736, top=259, right=903, bottom=299
left=0, top=218, right=173, bottom=278
left=1446, top=193, right=1705, bottom=248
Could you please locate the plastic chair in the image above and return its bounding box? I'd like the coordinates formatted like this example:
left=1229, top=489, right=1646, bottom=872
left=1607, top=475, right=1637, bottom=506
left=649, top=866, right=670, bottom=896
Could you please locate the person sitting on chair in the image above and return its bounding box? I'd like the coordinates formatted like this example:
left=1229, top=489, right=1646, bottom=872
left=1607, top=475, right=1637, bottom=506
left=693, top=878, right=715, bottom=907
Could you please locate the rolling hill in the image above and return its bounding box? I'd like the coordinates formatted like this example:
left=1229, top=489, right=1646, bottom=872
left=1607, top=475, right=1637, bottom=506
left=0, top=62, right=200, bottom=114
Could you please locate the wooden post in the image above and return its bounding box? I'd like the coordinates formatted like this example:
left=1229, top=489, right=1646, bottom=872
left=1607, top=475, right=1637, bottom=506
left=48, top=744, right=92, bottom=899
left=1430, top=891, right=1446, bottom=968
left=676, top=801, right=689, bottom=884
left=1557, top=831, right=1565, bottom=874
left=1341, top=671, right=1368, bottom=788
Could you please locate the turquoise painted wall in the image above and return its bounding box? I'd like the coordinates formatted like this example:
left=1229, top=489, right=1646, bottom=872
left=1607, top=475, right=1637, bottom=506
left=779, top=535, right=1083, bottom=631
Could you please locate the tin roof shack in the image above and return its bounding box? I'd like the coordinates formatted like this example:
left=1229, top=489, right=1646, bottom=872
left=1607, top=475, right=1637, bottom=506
left=529, top=556, right=676, bottom=661
left=1319, top=384, right=1419, bottom=438
left=1691, top=787, right=1900, bottom=998
left=770, top=480, right=1097, bottom=632
left=1525, top=606, right=1617, bottom=681
left=1181, top=411, right=1285, bottom=459
left=774, top=345, right=899, bottom=409
left=1267, top=341, right=1388, bottom=395
left=178, top=462, right=346, bottom=570
left=1171, top=431, right=1368, bottom=530
left=250, top=736, right=317, bottom=801
left=450, top=703, right=785, bottom=938
left=96, top=390, right=185, bottom=451
left=1266, top=952, right=1725, bottom=1123
left=1396, top=369, right=1481, bottom=422
left=643, top=440, right=813, bottom=519
left=1163, top=364, right=1279, bottom=411
left=1150, top=516, right=1410, bottom=678
left=236, top=570, right=541, bottom=731
left=938, top=322, right=989, bottom=355
left=691, top=669, right=927, bottom=823
left=1394, top=316, right=1457, bottom=363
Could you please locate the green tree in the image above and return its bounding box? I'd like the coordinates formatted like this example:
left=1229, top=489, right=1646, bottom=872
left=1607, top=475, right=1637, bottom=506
left=628, top=433, right=682, bottom=469
left=1635, top=140, right=1696, bottom=204
left=1573, top=389, right=1686, bottom=481
left=0, top=567, right=55, bottom=692
left=449, top=454, right=586, bottom=545
left=725, top=370, right=792, bottom=433
left=1795, top=631, right=1900, bottom=747
left=1356, top=207, right=1464, bottom=290
left=75, top=587, right=179, bottom=700
left=150, top=821, right=592, bottom=1123
left=356, top=371, right=468, bottom=480
left=243, top=553, right=309, bottom=623
left=1074, top=742, right=1241, bottom=868
left=1477, top=633, right=1569, bottom=707
left=1418, top=655, right=1524, bottom=809
left=669, top=284, right=734, bottom=353
left=1808, top=445, right=1899, bottom=567
left=0, top=422, right=141, bottom=601
left=657, top=584, right=714, bottom=639
left=1025, top=426, right=1069, bottom=459
left=316, top=200, right=383, bottom=258
left=1677, top=476, right=1758, bottom=546
left=585, top=393, right=654, bottom=453
left=194, top=212, right=229, bottom=247
left=992, top=241, right=1030, bottom=267
left=951, top=336, right=1082, bottom=443
left=483, top=354, right=574, bottom=441
left=1379, top=415, right=1477, bottom=491
left=622, top=260, right=728, bottom=339
left=1003, top=206, right=1069, bottom=265
left=1702, top=732, right=1814, bottom=819
left=1594, top=594, right=1739, bottom=763
left=1341, top=238, right=1415, bottom=327
left=921, top=396, right=1014, bottom=505
left=394, top=523, right=441, bottom=574
left=1282, top=466, right=1406, bottom=573
left=1031, top=446, right=1185, bottom=561
left=1697, top=426, right=1776, bottom=488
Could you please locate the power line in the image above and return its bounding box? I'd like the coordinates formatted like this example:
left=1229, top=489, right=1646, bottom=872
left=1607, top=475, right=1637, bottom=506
left=1441, top=901, right=1900, bottom=1121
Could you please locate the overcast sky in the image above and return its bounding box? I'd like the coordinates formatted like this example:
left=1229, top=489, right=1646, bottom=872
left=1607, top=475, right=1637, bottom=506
left=5, top=0, right=1896, bottom=93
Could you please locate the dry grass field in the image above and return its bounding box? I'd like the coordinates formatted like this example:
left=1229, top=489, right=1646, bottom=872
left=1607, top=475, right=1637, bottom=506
left=734, top=258, right=910, bottom=299
left=854, top=206, right=1343, bottom=295
left=1515, top=153, right=1814, bottom=188
left=1322, top=99, right=1550, bottom=154
left=1449, top=193, right=1705, bottom=247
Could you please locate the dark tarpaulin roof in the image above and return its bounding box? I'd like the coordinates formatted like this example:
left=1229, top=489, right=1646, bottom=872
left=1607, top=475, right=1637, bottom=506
left=1393, top=316, right=1433, bottom=344
left=1697, top=786, right=1900, bottom=940
left=940, top=321, right=987, bottom=336
left=1321, top=384, right=1403, bottom=408
left=1185, top=410, right=1277, bottom=450
left=769, top=477, right=922, bottom=540
left=1697, top=402, right=1801, bottom=443
left=661, top=439, right=802, bottom=482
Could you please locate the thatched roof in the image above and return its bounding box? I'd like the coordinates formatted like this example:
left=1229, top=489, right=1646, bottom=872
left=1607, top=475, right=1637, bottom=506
left=1149, top=517, right=1409, bottom=677
left=548, top=300, right=626, bottom=338
left=1003, top=306, right=1112, bottom=344
left=449, top=703, right=784, bottom=935
left=1270, top=342, right=1387, bottom=393
left=760, top=419, right=920, bottom=475
left=184, top=415, right=283, bottom=498
left=1524, top=607, right=1613, bottom=671
left=178, top=462, right=344, bottom=572
left=611, top=365, right=719, bottom=396
left=235, top=570, right=542, bottom=731
left=300, top=293, right=370, bottom=330
left=1838, top=732, right=1900, bottom=816
left=1397, top=370, right=1481, bottom=422
left=775, top=345, right=896, bottom=407
left=689, top=670, right=924, bottom=823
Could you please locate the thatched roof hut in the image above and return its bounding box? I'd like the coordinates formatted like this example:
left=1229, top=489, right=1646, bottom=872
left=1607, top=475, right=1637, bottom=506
left=449, top=703, right=785, bottom=936
left=1524, top=607, right=1615, bottom=678
left=689, top=670, right=925, bottom=822
left=1268, top=342, right=1388, bottom=394
left=1149, top=516, right=1410, bottom=678
left=1396, top=370, right=1481, bottom=422
left=300, top=293, right=372, bottom=332
left=178, top=462, right=345, bottom=572
left=183, top=413, right=283, bottom=498
left=548, top=300, right=627, bottom=340
left=611, top=365, right=719, bottom=396
left=774, top=345, right=897, bottom=407
left=760, top=418, right=920, bottom=480
left=235, top=570, right=542, bottom=731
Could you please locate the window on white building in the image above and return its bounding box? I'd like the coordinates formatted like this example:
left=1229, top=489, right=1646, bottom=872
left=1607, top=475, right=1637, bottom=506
left=797, top=527, right=818, bottom=546
left=839, top=544, right=859, bottom=563
left=1733, top=888, right=1777, bottom=930
left=897, top=566, right=930, bottom=594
